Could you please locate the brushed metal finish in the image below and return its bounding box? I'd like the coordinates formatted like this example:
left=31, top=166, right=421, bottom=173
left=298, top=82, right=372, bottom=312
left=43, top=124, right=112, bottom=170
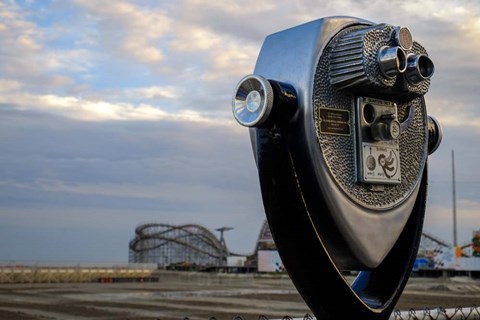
left=237, top=16, right=438, bottom=320
left=406, top=54, right=435, bottom=84
left=233, top=74, right=274, bottom=127
left=253, top=17, right=426, bottom=268
left=427, top=115, right=443, bottom=155
left=378, top=46, right=407, bottom=78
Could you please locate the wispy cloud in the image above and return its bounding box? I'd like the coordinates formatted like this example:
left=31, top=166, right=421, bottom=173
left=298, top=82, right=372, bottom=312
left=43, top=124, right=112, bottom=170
left=124, top=86, right=181, bottom=100
left=74, top=0, right=172, bottom=64
left=0, top=2, right=42, bottom=53
left=427, top=97, right=480, bottom=130
left=0, top=90, right=227, bottom=123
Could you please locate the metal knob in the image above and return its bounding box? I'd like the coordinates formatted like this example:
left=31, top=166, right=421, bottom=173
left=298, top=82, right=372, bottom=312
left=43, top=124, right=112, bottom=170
left=371, top=119, right=401, bottom=141
left=232, top=75, right=274, bottom=127
left=427, top=115, right=442, bottom=155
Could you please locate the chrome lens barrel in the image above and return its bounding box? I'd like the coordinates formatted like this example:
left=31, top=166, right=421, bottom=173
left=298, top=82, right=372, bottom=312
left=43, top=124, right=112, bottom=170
left=232, top=74, right=274, bottom=127
left=378, top=46, right=407, bottom=78
left=406, top=54, right=435, bottom=84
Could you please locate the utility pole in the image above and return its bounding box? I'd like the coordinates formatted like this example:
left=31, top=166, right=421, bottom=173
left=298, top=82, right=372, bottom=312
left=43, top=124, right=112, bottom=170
left=452, top=149, right=458, bottom=247
left=215, top=227, right=233, bottom=267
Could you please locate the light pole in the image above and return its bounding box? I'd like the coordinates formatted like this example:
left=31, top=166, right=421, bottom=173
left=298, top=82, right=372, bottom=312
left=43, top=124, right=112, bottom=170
left=452, top=149, right=458, bottom=247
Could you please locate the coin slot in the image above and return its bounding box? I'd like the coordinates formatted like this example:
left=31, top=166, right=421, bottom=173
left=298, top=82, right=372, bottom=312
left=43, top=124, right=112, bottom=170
left=363, top=104, right=376, bottom=124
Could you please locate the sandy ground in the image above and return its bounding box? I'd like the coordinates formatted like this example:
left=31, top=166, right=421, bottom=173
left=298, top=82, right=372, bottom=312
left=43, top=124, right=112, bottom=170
left=0, top=271, right=479, bottom=320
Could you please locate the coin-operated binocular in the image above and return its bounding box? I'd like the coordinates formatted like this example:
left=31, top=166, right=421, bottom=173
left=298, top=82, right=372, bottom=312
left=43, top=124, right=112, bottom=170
left=232, top=17, right=442, bottom=320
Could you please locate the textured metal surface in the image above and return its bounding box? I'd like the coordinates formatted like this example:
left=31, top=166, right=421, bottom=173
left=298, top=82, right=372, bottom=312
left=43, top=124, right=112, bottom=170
left=330, top=24, right=398, bottom=89
left=241, top=16, right=435, bottom=320
left=329, top=24, right=431, bottom=98
left=252, top=17, right=423, bottom=269
left=314, top=24, right=428, bottom=210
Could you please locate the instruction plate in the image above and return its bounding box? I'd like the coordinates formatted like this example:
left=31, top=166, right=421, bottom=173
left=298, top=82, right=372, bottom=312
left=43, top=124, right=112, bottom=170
left=361, top=142, right=401, bottom=184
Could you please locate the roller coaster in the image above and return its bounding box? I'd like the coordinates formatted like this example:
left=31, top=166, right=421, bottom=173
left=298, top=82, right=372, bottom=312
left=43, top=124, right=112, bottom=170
left=129, top=223, right=227, bottom=268
left=129, top=221, right=480, bottom=275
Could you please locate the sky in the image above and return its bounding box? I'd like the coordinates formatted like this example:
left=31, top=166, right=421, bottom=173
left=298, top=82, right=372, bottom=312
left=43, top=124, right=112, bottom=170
left=0, top=0, right=479, bottom=263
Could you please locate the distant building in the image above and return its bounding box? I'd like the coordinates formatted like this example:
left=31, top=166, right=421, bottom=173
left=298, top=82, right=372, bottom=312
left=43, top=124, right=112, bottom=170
left=255, top=220, right=285, bottom=273
left=255, top=220, right=276, bottom=251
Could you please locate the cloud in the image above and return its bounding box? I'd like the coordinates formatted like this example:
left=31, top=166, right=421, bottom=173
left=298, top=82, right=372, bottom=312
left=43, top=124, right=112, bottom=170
left=0, top=79, right=23, bottom=92
left=0, top=2, right=44, bottom=83
left=125, top=86, right=181, bottom=100
left=74, top=0, right=172, bottom=64
left=0, top=87, right=234, bottom=124
left=0, top=2, right=42, bottom=53
left=43, top=49, right=97, bottom=74
left=425, top=199, right=480, bottom=247
left=0, top=2, right=95, bottom=91
left=0, top=106, right=261, bottom=257
left=170, top=27, right=222, bottom=52
left=426, top=97, right=480, bottom=130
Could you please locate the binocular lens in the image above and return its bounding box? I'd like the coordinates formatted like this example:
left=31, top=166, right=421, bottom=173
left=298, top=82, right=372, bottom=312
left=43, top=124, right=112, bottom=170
left=378, top=46, right=407, bottom=78
left=406, top=54, right=435, bottom=84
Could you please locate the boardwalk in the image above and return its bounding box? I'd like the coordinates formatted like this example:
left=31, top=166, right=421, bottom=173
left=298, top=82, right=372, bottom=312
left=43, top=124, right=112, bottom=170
left=0, top=271, right=479, bottom=320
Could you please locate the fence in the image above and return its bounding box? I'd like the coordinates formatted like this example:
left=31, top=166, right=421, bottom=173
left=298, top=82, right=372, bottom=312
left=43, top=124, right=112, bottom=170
left=391, top=306, right=480, bottom=320
left=178, top=306, right=480, bottom=320
left=0, top=263, right=157, bottom=283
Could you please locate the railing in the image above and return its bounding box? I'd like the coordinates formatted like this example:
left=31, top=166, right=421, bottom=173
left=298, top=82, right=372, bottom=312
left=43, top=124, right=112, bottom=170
left=0, top=263, right=157, bottom=283
left=177, top=306, right=480, bottom=320
left=391, top=306, right=480, bottom=320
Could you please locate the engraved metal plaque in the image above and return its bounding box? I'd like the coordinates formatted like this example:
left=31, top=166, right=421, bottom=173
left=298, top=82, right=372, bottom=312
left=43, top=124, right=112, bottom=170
left=319, top=108, right=351, bottom=136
